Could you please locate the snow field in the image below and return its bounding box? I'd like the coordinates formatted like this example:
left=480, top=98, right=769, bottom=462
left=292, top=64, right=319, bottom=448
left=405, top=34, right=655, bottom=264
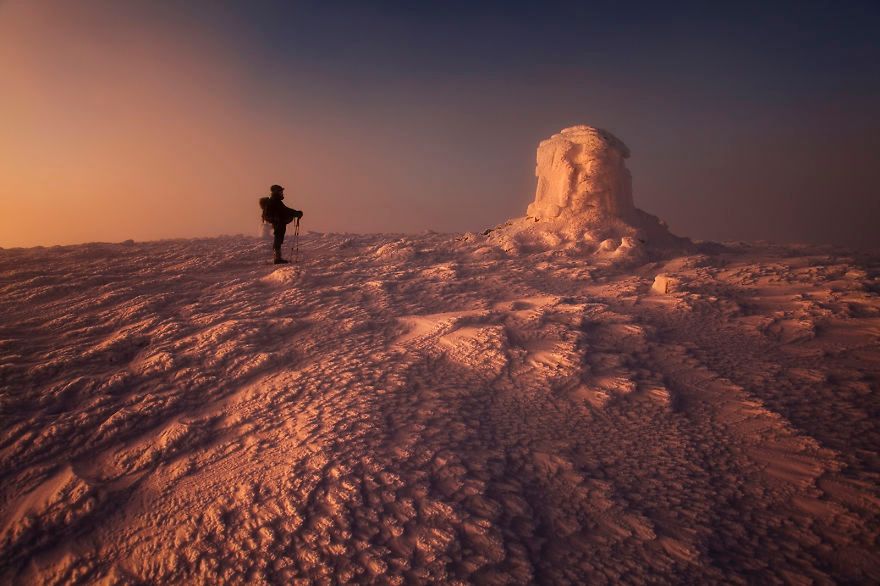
left=1, top=234, right=879, bottom=583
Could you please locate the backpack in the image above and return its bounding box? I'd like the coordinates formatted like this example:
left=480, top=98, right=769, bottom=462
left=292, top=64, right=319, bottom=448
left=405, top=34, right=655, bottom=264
left=259, top=197, right=271, bottom=223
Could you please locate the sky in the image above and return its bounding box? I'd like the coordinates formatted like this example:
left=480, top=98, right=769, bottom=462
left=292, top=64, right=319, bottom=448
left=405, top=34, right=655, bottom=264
left=1, top=0, right=878, bottom=248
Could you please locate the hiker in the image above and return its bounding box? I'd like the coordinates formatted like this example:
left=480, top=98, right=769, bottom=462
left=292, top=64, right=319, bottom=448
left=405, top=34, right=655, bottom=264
left=260, top=184, right=303, bottom=264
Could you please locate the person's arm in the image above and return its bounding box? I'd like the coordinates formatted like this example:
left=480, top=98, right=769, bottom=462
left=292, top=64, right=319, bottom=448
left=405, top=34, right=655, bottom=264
left=283, top=202, right=303, bottom=219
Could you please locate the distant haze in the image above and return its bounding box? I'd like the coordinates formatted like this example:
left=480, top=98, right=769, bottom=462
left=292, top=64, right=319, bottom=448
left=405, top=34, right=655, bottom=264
left=2, top=0, right=878, bottom=249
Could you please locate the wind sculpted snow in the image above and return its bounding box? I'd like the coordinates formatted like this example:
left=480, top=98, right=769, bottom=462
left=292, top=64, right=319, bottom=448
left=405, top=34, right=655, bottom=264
left=1, top=234, right=879, bottom=583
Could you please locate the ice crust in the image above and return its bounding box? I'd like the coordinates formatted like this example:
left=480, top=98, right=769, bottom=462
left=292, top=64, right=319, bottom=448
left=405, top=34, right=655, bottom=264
left=1, top=235, right=879, bottom=583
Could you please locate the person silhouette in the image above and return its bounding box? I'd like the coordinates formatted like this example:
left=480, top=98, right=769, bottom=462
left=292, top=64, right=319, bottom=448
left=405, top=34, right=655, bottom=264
left=261, top=184, right=303, bottom=264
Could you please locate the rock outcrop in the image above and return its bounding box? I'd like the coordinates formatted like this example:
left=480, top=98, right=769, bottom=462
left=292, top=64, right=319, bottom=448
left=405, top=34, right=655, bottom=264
left=487, top=125, right=691, bottom=261
left=651, top=274, right=680, bottom=294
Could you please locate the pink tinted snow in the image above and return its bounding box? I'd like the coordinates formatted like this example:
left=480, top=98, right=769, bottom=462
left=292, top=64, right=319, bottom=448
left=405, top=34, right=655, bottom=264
left=0, top=234, right=879, bottom=583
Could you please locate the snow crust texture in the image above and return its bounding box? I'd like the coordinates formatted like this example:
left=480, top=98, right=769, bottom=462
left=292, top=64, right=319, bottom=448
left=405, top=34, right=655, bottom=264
left=1, top=235, right=879, bottom=584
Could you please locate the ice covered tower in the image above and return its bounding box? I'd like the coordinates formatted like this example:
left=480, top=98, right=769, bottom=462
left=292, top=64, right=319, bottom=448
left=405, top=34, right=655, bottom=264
left=485, top=124, right=691, bottom=257
left=527, top=126, right=634, bottom=220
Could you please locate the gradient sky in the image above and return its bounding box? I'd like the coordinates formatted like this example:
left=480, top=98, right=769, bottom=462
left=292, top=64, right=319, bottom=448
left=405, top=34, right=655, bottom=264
left=1, top=0, right=878, bottom=248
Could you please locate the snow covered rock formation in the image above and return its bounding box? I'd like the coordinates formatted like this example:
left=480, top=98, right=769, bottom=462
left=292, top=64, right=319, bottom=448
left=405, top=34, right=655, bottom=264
left=489, top=125, right=691, bottom=261
left=528, top=126, right=634, bottom=220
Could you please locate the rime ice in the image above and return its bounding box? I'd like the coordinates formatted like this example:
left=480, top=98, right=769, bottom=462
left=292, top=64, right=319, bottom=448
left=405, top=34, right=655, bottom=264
left=528, top=125, right=634, bottom=220
left=489, top=125, right=691, bottom=260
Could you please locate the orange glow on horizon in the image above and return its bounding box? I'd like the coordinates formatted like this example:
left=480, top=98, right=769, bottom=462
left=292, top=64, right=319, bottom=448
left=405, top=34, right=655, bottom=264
left=0, top=1, right=470, bottom=247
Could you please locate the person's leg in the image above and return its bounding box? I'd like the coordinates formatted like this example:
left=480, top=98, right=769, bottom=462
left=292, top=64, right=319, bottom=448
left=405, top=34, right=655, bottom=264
left=273, top=224, right=287, bottom=251
left=273, top=223, right=288, bottom=262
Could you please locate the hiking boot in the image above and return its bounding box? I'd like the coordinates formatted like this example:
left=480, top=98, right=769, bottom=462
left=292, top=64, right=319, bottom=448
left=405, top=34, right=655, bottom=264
left=274, top=257, right=290, bottom=264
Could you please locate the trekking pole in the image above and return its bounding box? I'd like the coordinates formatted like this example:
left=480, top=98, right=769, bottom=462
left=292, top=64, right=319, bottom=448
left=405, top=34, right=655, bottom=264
left=292, top=217, right=301, bottom=264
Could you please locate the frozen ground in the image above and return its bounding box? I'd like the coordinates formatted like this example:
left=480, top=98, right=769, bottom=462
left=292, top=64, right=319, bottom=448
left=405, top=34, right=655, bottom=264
left=1, top=233, right=879, bottom=584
